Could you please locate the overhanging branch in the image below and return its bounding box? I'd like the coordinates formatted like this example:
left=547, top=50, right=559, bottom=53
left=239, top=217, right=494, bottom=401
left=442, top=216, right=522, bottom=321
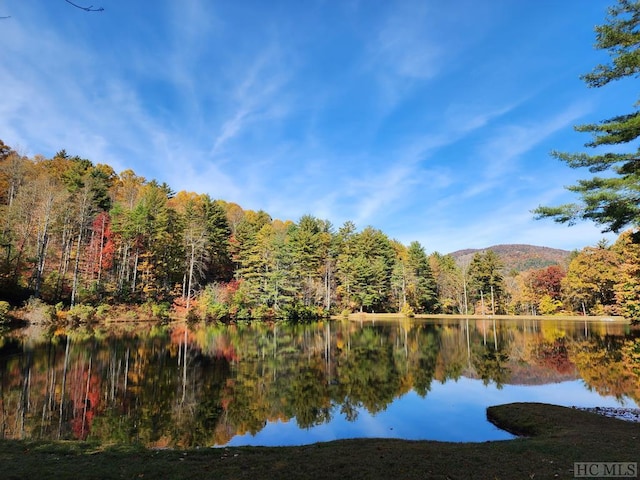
left=64, top=0, right=104, bottom=12
left=2, top=0, right=104, bottom=17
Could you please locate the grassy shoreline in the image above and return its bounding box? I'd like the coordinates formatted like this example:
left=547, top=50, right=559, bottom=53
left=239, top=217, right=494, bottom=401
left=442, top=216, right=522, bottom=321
left=3, top=297, right=633, bottom=327
left=2, top=403, right=638, bottom=480
left=343, top=312, right=630, bottom=322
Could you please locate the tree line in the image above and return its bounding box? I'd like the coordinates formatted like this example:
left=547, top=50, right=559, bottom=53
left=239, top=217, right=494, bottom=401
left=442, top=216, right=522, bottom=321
left=0, top=139, right=638, bottom=322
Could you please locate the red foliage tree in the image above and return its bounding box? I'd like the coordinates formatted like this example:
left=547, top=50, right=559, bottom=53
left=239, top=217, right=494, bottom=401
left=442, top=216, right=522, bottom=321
left=530, top=265, right=565, bottom=300
left=87, top=211, right=115, bottom=277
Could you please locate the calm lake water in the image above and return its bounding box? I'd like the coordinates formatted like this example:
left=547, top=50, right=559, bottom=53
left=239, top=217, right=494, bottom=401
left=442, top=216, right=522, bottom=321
left=0, top=317, right=638, bottom=448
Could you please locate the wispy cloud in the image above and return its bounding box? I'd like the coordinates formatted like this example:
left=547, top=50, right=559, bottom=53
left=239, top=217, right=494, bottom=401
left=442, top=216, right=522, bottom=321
left=371, top=0, right=490, bottom=81
left=458, top=101, right=592, bottom=199
left=350, top=163, right=416, bottom=226
left=0, top=8, right=157, bottom=173
left=374, top=5, right=444, bottom=81
left=362, top=0, right=496, bottom=113
left=488, top=103, right=589, bottom=172
left=210, top=46, right=291, bottom=157
left=407, top=200, right=615, bottom=253
left=297, top=98, right=528, bottom=229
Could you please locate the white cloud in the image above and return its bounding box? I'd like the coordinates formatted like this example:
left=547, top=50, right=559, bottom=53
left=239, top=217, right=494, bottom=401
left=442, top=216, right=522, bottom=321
left=484, top=102, right=590, bottom=174
left=372, top=1, right=489, bottom=82
left=408, top=207, right=616, bottom=255
left=210, top=46, right=291, bottom=157
left=452, top=101, right=593, bottom=200
left=349, top=163, right=416, bottom=226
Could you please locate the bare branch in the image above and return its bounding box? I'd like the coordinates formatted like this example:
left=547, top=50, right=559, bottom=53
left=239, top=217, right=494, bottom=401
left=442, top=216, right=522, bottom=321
left=64, top=0, right=104, bottom=12
left=2, top=0, right=104, bottom=18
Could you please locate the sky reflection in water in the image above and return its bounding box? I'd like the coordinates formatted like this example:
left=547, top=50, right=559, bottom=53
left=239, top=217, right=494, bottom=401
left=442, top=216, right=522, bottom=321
left=226, top=378, right=638, bottom=446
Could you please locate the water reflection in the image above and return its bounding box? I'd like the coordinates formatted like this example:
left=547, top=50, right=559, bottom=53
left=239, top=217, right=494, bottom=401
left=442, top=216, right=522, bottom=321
left=0, top=318, right=637, bottom=447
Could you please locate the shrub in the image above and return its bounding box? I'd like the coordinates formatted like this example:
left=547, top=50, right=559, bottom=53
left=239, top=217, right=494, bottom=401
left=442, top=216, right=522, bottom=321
left=0, top=301, right=10, bottom=324
left=150, top=302, right=171, bottom=320
left=171, top=296, right=198, bottom=319
left=537, top=295, right=563, bottom=315
left=76, top=283, right=103, bottom=305
left=96, top=303, right=111, bottom=319
left=185, top=307, right=200, bottom=323
left=227, top=284, right=253, bottom=320
left=67, top=304, right=96, bottom=323
left=204, top=302, right=229, bottom=322
left=23, top=297, right=56, bottom=323
left=195, top=285, right=232, bottom=322
left=280, top=303, right=324, bottom=323
left=401, top=303, right=415, bottom=317
left=230, top=306, right=251, bottom=320
left=251, top=304, right=274, bottom=320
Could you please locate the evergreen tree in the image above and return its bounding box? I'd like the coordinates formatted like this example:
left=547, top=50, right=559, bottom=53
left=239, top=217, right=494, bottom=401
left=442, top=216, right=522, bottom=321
left=535, top=0, right=640, bottom=233
left=335, top=221, right=357, bottom=310
left=232, top=210, right=274, bottom=309
left=429, top=252, right=465, bottom=314
left=468, top=251, right=505, bottom=314
left=202, top=198, right=232, bottom=283
left=337, top=227, right=394, bottom=312
left=136, top=183, right=181, bottom=300
left=406, top=241, right=439, bottom=313
left=289, top=215, right=324, bottom=306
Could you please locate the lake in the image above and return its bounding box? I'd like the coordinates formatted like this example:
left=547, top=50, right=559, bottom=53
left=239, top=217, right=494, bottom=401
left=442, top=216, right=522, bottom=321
left=0, top=317, right=638, bottom=448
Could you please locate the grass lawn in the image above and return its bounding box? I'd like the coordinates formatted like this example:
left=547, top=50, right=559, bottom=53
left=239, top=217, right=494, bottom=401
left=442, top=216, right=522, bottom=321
left=2, top=403, right=638, bottom=480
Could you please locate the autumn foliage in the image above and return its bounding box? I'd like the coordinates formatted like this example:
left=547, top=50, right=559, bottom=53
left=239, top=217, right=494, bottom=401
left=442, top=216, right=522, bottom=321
left=0, top=139, right=639, bottom=321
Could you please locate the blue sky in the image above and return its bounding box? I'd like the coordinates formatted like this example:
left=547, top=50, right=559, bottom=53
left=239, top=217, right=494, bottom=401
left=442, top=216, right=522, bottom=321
left=1, top=0, right=632, bottom=253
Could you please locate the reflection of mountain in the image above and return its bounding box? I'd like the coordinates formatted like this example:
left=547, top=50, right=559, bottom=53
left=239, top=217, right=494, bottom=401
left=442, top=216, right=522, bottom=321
left=490, top=363, right=578, bottom=386
left=450, top=244, right=570, bottom=272
left=462, top=357, right=579, bottom=386
left=0, top=319, right=637, bottom=447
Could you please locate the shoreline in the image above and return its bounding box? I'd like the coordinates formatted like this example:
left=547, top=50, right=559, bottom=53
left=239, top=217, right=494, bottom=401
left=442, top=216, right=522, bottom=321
left=577, top=406, right=640, bottom=422
left=342, top=312, right=631, bottom=323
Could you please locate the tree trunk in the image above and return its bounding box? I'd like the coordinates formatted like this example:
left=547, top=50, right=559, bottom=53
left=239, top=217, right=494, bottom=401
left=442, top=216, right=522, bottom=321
left=71, top=231, right=83, bottom=306
left=97, top=214, right=105, bottom=287
left=186, top=244, right=196, bottom=310
left=131, top=248, right=139, bottom=295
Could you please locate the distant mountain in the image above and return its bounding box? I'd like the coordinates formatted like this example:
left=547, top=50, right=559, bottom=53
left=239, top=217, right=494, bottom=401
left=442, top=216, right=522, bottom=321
left=449, top=244, right=571, bottom=273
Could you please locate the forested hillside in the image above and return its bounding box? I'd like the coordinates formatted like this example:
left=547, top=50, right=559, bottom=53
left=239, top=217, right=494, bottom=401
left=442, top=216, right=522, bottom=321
left=450, top=244, right=570, bottom=273
left=0, top=139, right=638, bottom=322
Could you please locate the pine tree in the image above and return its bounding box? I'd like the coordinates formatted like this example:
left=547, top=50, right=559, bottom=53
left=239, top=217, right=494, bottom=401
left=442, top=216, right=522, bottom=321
left=535, top=0, right=640, bottom=232
left=407, top=241, right=439, bottom=313
left=468, top=251, right=505, bottom=314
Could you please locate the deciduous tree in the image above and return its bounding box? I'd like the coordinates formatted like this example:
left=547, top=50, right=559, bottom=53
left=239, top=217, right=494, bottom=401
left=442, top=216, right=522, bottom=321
left=612, top=230, right=640, bottom=320
left=563, top=241, right=620, bottom=314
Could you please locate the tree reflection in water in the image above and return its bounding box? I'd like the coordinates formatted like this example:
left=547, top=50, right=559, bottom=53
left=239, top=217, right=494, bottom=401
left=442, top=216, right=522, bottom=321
left=0, top=318, right=637, bottom=447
